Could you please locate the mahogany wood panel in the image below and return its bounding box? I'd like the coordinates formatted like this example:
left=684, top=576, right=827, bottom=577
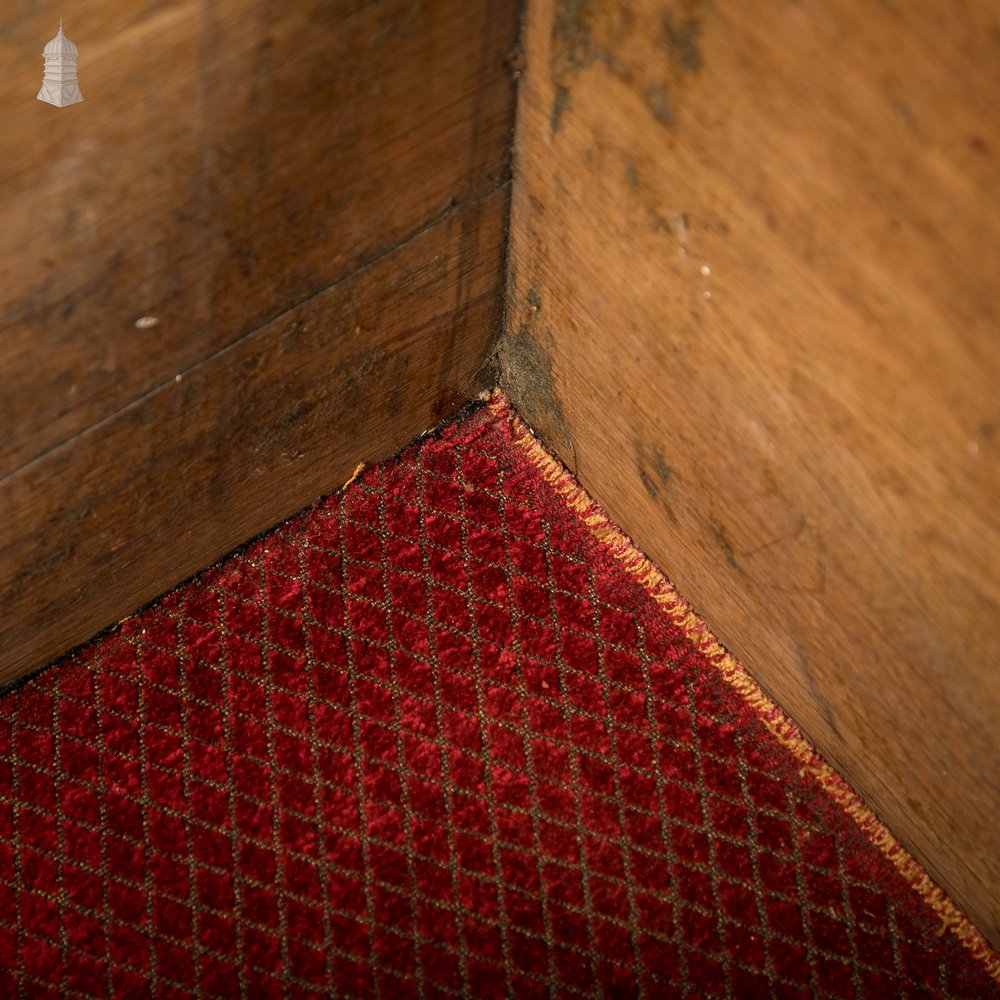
left=0, top=0, right=517, bottom=474
left=504, top=0, right=1000, bottom=943
left=1, top=186, right=507, bottom=685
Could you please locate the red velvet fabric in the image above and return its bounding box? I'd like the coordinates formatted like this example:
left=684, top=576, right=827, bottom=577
left=1, top=399, right=997, bottom=997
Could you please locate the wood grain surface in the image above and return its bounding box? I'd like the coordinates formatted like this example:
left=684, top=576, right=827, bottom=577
left=1, top=186, right=508, bottom=685
left=503, top=0, right=1000, bottom=944
left=0, top=0, right=517, bottom=679
left=0, top=0, right=516, bottom=474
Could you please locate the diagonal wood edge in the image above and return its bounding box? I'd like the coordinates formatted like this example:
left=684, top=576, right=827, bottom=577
left=487, top=387, right=1000, bottom=984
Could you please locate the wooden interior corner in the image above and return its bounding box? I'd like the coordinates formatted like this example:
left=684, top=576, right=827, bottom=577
left=1, top=0, right=998, bottom=954
left=1, top=0, right=519, bottom=681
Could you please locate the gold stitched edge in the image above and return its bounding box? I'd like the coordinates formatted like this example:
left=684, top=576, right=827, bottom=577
left=488, top=389, right=1000, bottom=984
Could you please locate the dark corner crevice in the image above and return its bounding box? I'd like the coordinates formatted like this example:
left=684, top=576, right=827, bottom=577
left=472, top=0, right=529, bottom=399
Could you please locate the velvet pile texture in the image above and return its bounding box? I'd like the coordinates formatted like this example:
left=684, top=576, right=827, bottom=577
left=1, top=396, right=997, bottom=999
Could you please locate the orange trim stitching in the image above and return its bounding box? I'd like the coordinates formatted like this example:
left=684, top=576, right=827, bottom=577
left=491, top=390, right=1000, bottom=984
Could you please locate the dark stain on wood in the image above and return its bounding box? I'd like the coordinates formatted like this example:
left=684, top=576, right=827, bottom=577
left=651, top=448, right=674, bottom=490
left=663, top=4, right=705, bottom=75
left=551, top=0, right=597, bottom=73
left=637, top=440, right=677, bottom=521
left=647, top=85, right=675, bottom=127
left=640, top=455, right=678, bottom=525
left=968, top=135, right=989, bottom=156
left=552, top=0, right=710, bottom=137
left=549, top=1, right=634, bottom=134
left=498, top=325, right=573, bottom=460
left=550, top=83, right=572, bottom=134
left=709, top=519, right=741, bottom=573
left=644, top=1, right=709, bottom=130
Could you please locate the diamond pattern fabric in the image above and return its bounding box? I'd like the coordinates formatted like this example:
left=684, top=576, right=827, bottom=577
left=1, top=395, right=997, bottom=998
